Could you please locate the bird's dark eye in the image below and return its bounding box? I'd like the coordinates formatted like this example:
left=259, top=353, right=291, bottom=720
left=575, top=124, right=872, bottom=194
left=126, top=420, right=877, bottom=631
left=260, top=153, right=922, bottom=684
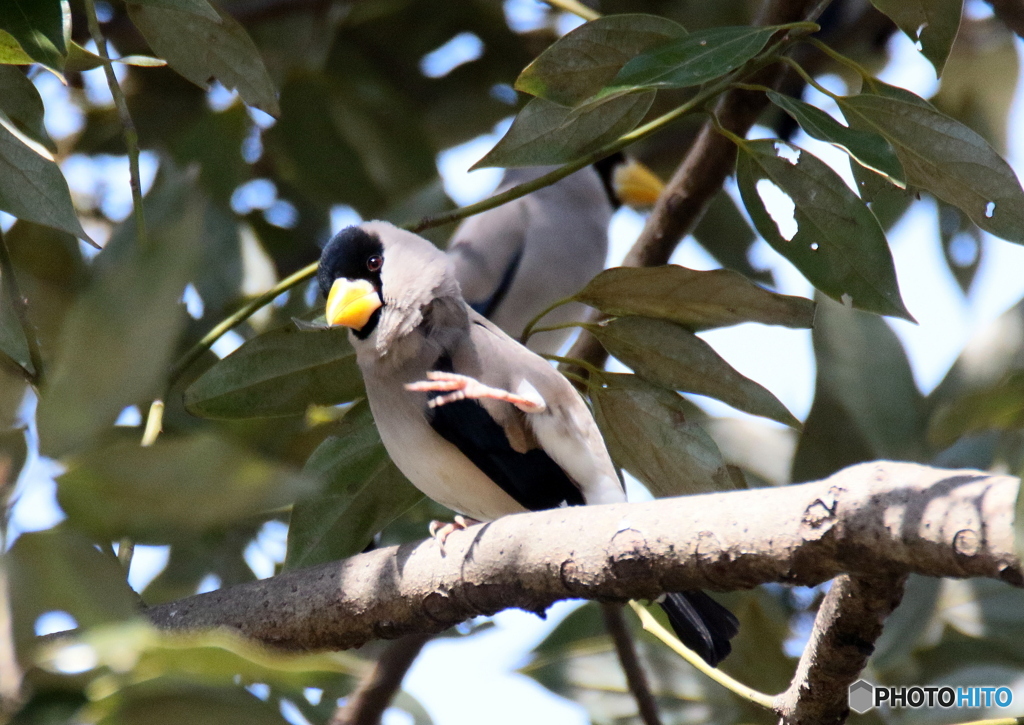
left=367, top=255, right=383, bottom=272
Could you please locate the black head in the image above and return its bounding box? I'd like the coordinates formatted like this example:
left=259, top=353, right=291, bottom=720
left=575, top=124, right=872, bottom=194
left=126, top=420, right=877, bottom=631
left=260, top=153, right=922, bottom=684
left=592, top=151, right=626, bottom=209
left=318, top=226, right=386, bottom=297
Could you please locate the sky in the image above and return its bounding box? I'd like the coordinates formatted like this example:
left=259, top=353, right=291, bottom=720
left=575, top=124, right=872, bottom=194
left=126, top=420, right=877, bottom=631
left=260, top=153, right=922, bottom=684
left=8, top=1, right=1024, bottom=724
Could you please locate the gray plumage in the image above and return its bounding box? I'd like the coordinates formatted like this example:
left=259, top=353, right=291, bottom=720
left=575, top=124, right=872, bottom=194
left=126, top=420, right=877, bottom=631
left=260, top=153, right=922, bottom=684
left=447, top=166, right=611, bottom=354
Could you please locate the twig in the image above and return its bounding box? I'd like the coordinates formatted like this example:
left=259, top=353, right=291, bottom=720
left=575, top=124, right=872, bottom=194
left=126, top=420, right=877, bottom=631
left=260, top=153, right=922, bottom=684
left=773, top=574, right=907, bottom=725
left=0, top=227, right=43, bottom=385
left=562, top=0, right=831, bottom=380
left=329, top=633, right=432, bottom=725
left=629, top=602, right=774, bottom=710
left=601, top=603, right=663, bottom=725
left=82, top=0, right=148, bottom=250
left=541, top=0, right=600, bottom=22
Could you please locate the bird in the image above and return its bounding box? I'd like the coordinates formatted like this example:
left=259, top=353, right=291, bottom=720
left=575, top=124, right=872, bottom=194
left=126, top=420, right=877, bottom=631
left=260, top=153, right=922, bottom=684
left=446, top=154, right=664, bottom=354
left=318, top=220, right=737, bottom=666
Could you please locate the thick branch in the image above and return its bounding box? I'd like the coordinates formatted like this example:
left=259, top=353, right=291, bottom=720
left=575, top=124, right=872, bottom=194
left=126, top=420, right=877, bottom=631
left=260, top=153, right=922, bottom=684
left=565, top=0, right=826, bottom=374
left=329, top=633, right=431, bottom=725
left=145, top=462, right=1020, bottom=649
left=774, top=574, right=906, bottom=725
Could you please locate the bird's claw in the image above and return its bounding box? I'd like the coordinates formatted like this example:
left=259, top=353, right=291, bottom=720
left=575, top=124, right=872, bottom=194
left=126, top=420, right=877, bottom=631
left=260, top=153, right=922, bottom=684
left=406, top=372, right=544, bottom=413
left=429, top=515, right=480, bottom=553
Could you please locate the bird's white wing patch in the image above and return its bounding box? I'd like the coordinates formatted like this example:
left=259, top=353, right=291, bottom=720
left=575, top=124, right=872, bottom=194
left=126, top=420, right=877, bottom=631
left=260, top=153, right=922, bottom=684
left=515, top=379, right=546, bottom=413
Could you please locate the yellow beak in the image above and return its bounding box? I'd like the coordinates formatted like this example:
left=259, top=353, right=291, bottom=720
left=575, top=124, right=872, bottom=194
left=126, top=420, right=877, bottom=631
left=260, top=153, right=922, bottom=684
left=325, top=278, right=382, bottom=330
left=613, top=158, right=665, bottom=209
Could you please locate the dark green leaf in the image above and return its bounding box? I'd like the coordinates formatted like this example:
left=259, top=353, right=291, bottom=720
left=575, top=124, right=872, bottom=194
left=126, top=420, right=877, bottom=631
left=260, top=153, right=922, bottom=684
left=58, top=433, right=319, bottom=543
left=868, top=0, right=962, bottom=76
left=607, top=25, right=779, bottom=92
left=472, top=92, right=654, bottom=169
left=0, top=65, right=54, bottom=151
left=286, top=401, right=423, bottom=569
left=185, top=325, right=363, bottom=419
left=574, top=265, right=814, bottom=331
left=937, top=200, right=982, bottom=294
left=736, top=139, right=912, bottom=320
left=0, top=0, right=67, bottom=73
left=767, top=90, right=905, bottom=185
left=96, top=682, right=289, bottom=725
left=127, top=3, right=279, bottom=117
left=928, top=371, right=1024, bottom=447
left=0, top=120, right=90, bottom=242
left=792, top=295, right=927, bottom=482
left=0, top=426, right=27, bottom=507
left=871, top=574, right=941, bottom=674
left=849, top=155, right=914, bottom=230
left=585, top=316, right=800, bottom=427
left=515, top=14, right=686, bottom=105
left=35, top=166, right=204, bottom=457
left=590, top=373, right=733, bottom=497
left=172, top=104, right=252, bottom=205
left=0, top=272, right=32, bottom=374
left=7, top=525, right=137, bottom=652
left=126, top=0, right=221, bottom=21
left=839, top=91, right=1024, bottom=243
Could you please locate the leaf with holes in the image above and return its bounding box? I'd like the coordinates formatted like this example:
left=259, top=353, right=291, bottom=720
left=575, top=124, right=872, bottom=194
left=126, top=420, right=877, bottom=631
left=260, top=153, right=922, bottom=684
left=574, top=265, right=814, bottom=331
left=185, top=324, right=364, bottom=419
left=868, top=0, right=962, bottom=76
left=839, top=90, right=1024, bottom=244
left=736, top=139, right=912, bottom=320
left=585, top=316, right=799, bottom=427
left=606, top=25, right=780, bottom=92
left=286, top=401, right=423, bottom=569
left=591, top=373, right=733, bottom=497
left=767, top=90, right=905, bottom=186
left=472, top=92, right=654, bottom=169
left=127, top=2, right=279, bottom=116
left=516, top=14, right=686, bottom=105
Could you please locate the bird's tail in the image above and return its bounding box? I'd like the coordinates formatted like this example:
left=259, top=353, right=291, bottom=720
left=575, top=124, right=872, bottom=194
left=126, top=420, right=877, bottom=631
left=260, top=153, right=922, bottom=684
left=660, top=590, right=739, bottom=667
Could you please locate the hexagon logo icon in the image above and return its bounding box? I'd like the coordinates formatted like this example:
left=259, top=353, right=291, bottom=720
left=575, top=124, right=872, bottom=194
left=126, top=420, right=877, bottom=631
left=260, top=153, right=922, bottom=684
left=849, top=679, right=874, bottom=714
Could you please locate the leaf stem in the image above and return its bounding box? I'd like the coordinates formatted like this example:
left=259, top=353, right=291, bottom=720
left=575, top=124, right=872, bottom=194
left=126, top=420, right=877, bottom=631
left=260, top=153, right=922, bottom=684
left=519, top=296, right=576, bottom=344
left=541, top=354, right=606, bottom=381
left=803, top=36, right=873, bottom=83
left=141, top=399, right=164, bottom=447
left=628, top=601, right=776, bottom=710
left=777, top=56, right=839, bottom=99
left=0, top=227, right=43, bottom=385
left=83, top=0, right=148, bottom=251
left=541, top=0, right=600, bottom=21
left=708, top=114, right=750, bottom=149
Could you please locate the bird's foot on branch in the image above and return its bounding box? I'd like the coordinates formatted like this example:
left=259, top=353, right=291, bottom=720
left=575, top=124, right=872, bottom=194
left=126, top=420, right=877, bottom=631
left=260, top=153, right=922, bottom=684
left=429, top=515, right=480, bottom=552
left=406, top=372, right=545, bottom=413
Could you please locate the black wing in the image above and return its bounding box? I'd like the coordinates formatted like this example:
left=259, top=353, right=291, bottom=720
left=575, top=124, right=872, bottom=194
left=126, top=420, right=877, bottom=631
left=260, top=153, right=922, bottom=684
left=425, top=355, right=583, bottom=512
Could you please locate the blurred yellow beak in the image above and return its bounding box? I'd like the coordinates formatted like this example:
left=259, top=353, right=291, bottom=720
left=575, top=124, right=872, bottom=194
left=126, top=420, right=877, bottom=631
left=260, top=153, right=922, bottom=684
left=325, top=278, right=382, bottom=330
left=613, top=158, right=665, bottom=209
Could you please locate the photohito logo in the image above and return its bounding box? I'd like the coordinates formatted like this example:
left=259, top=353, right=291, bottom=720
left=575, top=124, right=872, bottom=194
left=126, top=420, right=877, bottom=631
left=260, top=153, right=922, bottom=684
left=849, top=680, right=1015, bottom=714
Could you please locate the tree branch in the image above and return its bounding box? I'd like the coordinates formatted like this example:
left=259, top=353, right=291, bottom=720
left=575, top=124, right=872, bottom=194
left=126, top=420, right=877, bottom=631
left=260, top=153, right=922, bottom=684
left=145, top=462, right=1021, bottom=650
left=602, top=603, right=663, bottom=725
left=329, top=633, right=431, bottom=725
left=774, top=574, right=907, bottom=725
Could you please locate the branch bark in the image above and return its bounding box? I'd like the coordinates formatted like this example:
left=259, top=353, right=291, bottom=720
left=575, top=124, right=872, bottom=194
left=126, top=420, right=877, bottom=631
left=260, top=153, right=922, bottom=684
left=146, top=462, right=1021, bottom=650
left=774, top=574, right=907, bottom=725
left=329, top=633, right=431, bottom=725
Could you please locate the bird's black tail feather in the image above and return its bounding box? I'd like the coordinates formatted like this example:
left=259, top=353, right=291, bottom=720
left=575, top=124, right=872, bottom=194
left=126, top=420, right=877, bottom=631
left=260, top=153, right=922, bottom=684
left=660, top=590, right=739, bottom=667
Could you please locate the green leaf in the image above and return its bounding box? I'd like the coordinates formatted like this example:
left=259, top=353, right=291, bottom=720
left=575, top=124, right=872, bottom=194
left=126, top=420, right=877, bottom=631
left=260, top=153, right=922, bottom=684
left=0, top=29, right=34, bottom=65
left=472, top=92, right=654, bottom=169
left=0, top=117, right=90, bottom=242
left=515, top=14, right=686, bottom=105
left=767, top=90, right=905, bottom=186
left=868, top=0, right=962, bottom=76
left=0, top=65, right=54, bottom=151
left=736, top=139, right=912, bottom=320
left=607, top=25, right=779, bottom=92
left=692, top=189, right=772, bottom=285
left=838, top=91, right=1024, bottom=243
left=58, top=433, right=319, bottom=543
left=0, top=0, right=68, bottom=73
left=185, top=324, right=363, bottom=419
left=590, top=373, right=733, bottom=497
left=35, top=166, right=204, bottom=458
left=937, top=200, right=982, bottom=294
left=126, top=0, right=221, bottom=21
left=96, top=682, right=290, bottom=725
left=127, top=3, right=279, bottom=117
left=792, top=295, right=927, bottom=482
left=928, top=370, right=1024, bottom=447
left=286, top=401, right=423, bottom=569
left=0, top=426, right=27, bottom=506
left=0, top=272, right=32, bottom=374
left=6, top=524, right=138, bottom=652
left=64, top=41, right=167, bottom=72
left=871, top=574, right=941, bottom=674
left=584, top=316, right=800, bottom=427
left=574, top=265, right=814, bottom=331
